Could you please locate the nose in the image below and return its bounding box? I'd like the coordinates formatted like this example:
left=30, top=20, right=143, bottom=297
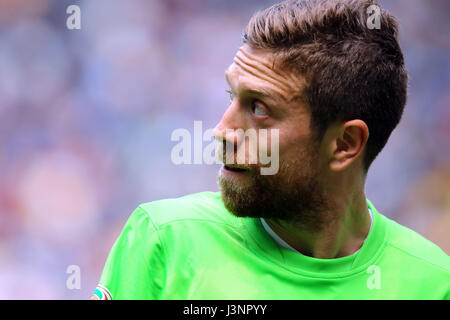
left=213, top=103, right=243, bottom=145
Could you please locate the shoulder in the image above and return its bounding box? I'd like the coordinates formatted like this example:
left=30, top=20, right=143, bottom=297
left=136, top=191, right=236, bottom=229
left=381, top=215, right=450, bottom=273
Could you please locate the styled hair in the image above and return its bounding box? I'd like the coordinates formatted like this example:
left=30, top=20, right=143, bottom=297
left=243, top=0, right=408, bottom=171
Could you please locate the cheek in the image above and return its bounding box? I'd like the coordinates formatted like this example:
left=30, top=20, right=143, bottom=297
left=277, top=129, right=310, bottom=158
left=278, top=136, right=320, bottom=173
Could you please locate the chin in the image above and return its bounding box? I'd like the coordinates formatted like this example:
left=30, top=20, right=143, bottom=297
left=218, top=176, right=256, bottom=217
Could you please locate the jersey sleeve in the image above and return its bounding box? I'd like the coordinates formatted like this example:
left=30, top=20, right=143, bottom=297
left=94, top=206, right=166, bottom=300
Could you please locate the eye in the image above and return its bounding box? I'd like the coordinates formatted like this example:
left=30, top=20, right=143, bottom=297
left=252, top=101, right=268, bottom=116
left=225, top=90, right=234, bottom=104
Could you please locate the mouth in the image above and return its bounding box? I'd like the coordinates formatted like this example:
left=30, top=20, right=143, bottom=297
left=223, top=165, right=249, bottom=173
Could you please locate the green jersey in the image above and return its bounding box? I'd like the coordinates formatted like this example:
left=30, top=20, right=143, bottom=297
left=94, top=192, right=450, bottom=300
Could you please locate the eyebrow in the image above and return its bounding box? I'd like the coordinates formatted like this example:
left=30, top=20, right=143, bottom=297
left=225, top=70, right=285, bottom=104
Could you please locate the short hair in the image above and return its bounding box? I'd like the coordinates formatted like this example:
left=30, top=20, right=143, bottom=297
left=243, top=0, right=408, bottom=171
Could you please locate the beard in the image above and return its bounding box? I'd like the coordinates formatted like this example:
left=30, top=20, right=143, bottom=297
left=218, top=149, right=331, bottom=231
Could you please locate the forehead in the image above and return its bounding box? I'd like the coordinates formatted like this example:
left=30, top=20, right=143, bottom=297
left=225, top=45, right=302, bottom=103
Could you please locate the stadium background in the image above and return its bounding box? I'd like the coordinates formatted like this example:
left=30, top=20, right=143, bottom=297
left=0, top=0, right=448, bottom=299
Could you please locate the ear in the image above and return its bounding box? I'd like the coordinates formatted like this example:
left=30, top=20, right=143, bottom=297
left=329, top=120, right=369, bottom=171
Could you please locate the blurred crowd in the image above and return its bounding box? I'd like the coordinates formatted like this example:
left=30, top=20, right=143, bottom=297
left=0, top=0, right=448, bottom=299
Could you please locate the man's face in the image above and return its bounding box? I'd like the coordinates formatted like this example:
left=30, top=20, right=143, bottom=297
left=214, top=45, right=329, bottom=225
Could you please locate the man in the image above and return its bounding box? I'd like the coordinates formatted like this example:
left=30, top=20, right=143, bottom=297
left=93, top=0, right=449, bottom=299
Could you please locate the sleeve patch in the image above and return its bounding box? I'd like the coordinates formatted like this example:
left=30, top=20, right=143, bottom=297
left=92, top=284, right=113, bottom=300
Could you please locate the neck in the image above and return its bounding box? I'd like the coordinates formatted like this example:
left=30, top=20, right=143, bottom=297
left=265, top=187, right=371, bottom=259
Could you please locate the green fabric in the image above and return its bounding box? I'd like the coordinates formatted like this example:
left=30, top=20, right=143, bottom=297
left=97, top=192, right=450, bottom=299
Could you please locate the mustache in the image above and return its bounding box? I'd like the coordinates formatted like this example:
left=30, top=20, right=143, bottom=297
left=216, top=141, right=260, bottom=170
left=215, top=137, right=280, bottom=176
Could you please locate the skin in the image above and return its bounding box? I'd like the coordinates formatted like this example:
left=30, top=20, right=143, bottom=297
left=213, top=44, right=372, bottom=259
